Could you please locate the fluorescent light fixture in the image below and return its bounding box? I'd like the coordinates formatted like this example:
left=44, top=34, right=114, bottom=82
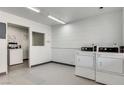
left=26, top=7, right=40, bottom=13
left=48, top=15, right=66, bottom=24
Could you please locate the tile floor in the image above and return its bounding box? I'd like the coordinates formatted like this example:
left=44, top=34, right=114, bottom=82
left=0, top=62, right=100, bottom=85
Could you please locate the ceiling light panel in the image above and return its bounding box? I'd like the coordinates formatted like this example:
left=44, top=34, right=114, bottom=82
left=48, top=15, right=66, bottom=24
left=26, top=7, right=40, bottom=13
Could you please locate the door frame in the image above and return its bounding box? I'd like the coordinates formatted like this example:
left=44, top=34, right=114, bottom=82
left=6, top=23, right=31, bottom=70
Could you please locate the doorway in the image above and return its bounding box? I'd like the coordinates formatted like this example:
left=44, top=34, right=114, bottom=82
left=7, top=23, right=30, bottom=72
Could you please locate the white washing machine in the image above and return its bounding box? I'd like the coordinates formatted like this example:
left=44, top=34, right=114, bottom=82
left=75, top=48, right=96, bottom=80
left=96, top=52, right=124, bottom=84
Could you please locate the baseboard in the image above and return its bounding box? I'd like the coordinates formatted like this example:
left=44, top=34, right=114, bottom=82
left=9, top=63, right=24, bottom=66
left=0, top=72, right=6, bottom=76
left=30, top=61, right=75, bottom=67
left=31, top=61, right=51, bottom=67
left=23, top=59, right=29, bottom=60
left=51, top=61, right=75, bottom=67
left=8, top=60, right=74, bottom=68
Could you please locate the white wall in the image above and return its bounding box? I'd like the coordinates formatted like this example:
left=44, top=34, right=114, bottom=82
left=0, top=10, right=51, bottom=71
left=0, top=39, right=7, bottom=73
left=52, top=10, right=123, bottom=65
left=7, top=25, right=29, bottom=59
left=122, top=8, right=124, bottom=45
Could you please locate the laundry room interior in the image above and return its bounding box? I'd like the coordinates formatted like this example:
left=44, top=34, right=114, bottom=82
left=0, top=7, right=124, bottom=85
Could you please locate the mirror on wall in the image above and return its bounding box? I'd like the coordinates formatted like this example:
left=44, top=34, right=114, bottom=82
left=0, top=22, right=6, bottom=39
left=32, top=32, right=45, bottom=46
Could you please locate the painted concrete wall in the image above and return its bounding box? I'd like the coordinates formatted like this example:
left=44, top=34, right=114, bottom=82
left=52, top=10, right=123, bottom=65
left=0, top=10, right=51, bottom=73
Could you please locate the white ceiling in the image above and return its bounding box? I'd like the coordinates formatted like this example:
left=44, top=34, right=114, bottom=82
left=0, top=7, right=122, bottom=26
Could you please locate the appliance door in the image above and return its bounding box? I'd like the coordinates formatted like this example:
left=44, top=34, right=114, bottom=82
left=97, top=57, right=123, bottom=74
left=75, top=52, right=95, bottom=80
left=76, top=54, right=94, bottom=68
left=9, top=49, right=23, bottom=65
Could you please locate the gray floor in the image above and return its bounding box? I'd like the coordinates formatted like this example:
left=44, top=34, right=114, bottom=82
left=0, top=62, right=99, bottom=85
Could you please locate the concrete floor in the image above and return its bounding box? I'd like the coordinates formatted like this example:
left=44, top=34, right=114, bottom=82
left=0, top=62, right=100, bottom=85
